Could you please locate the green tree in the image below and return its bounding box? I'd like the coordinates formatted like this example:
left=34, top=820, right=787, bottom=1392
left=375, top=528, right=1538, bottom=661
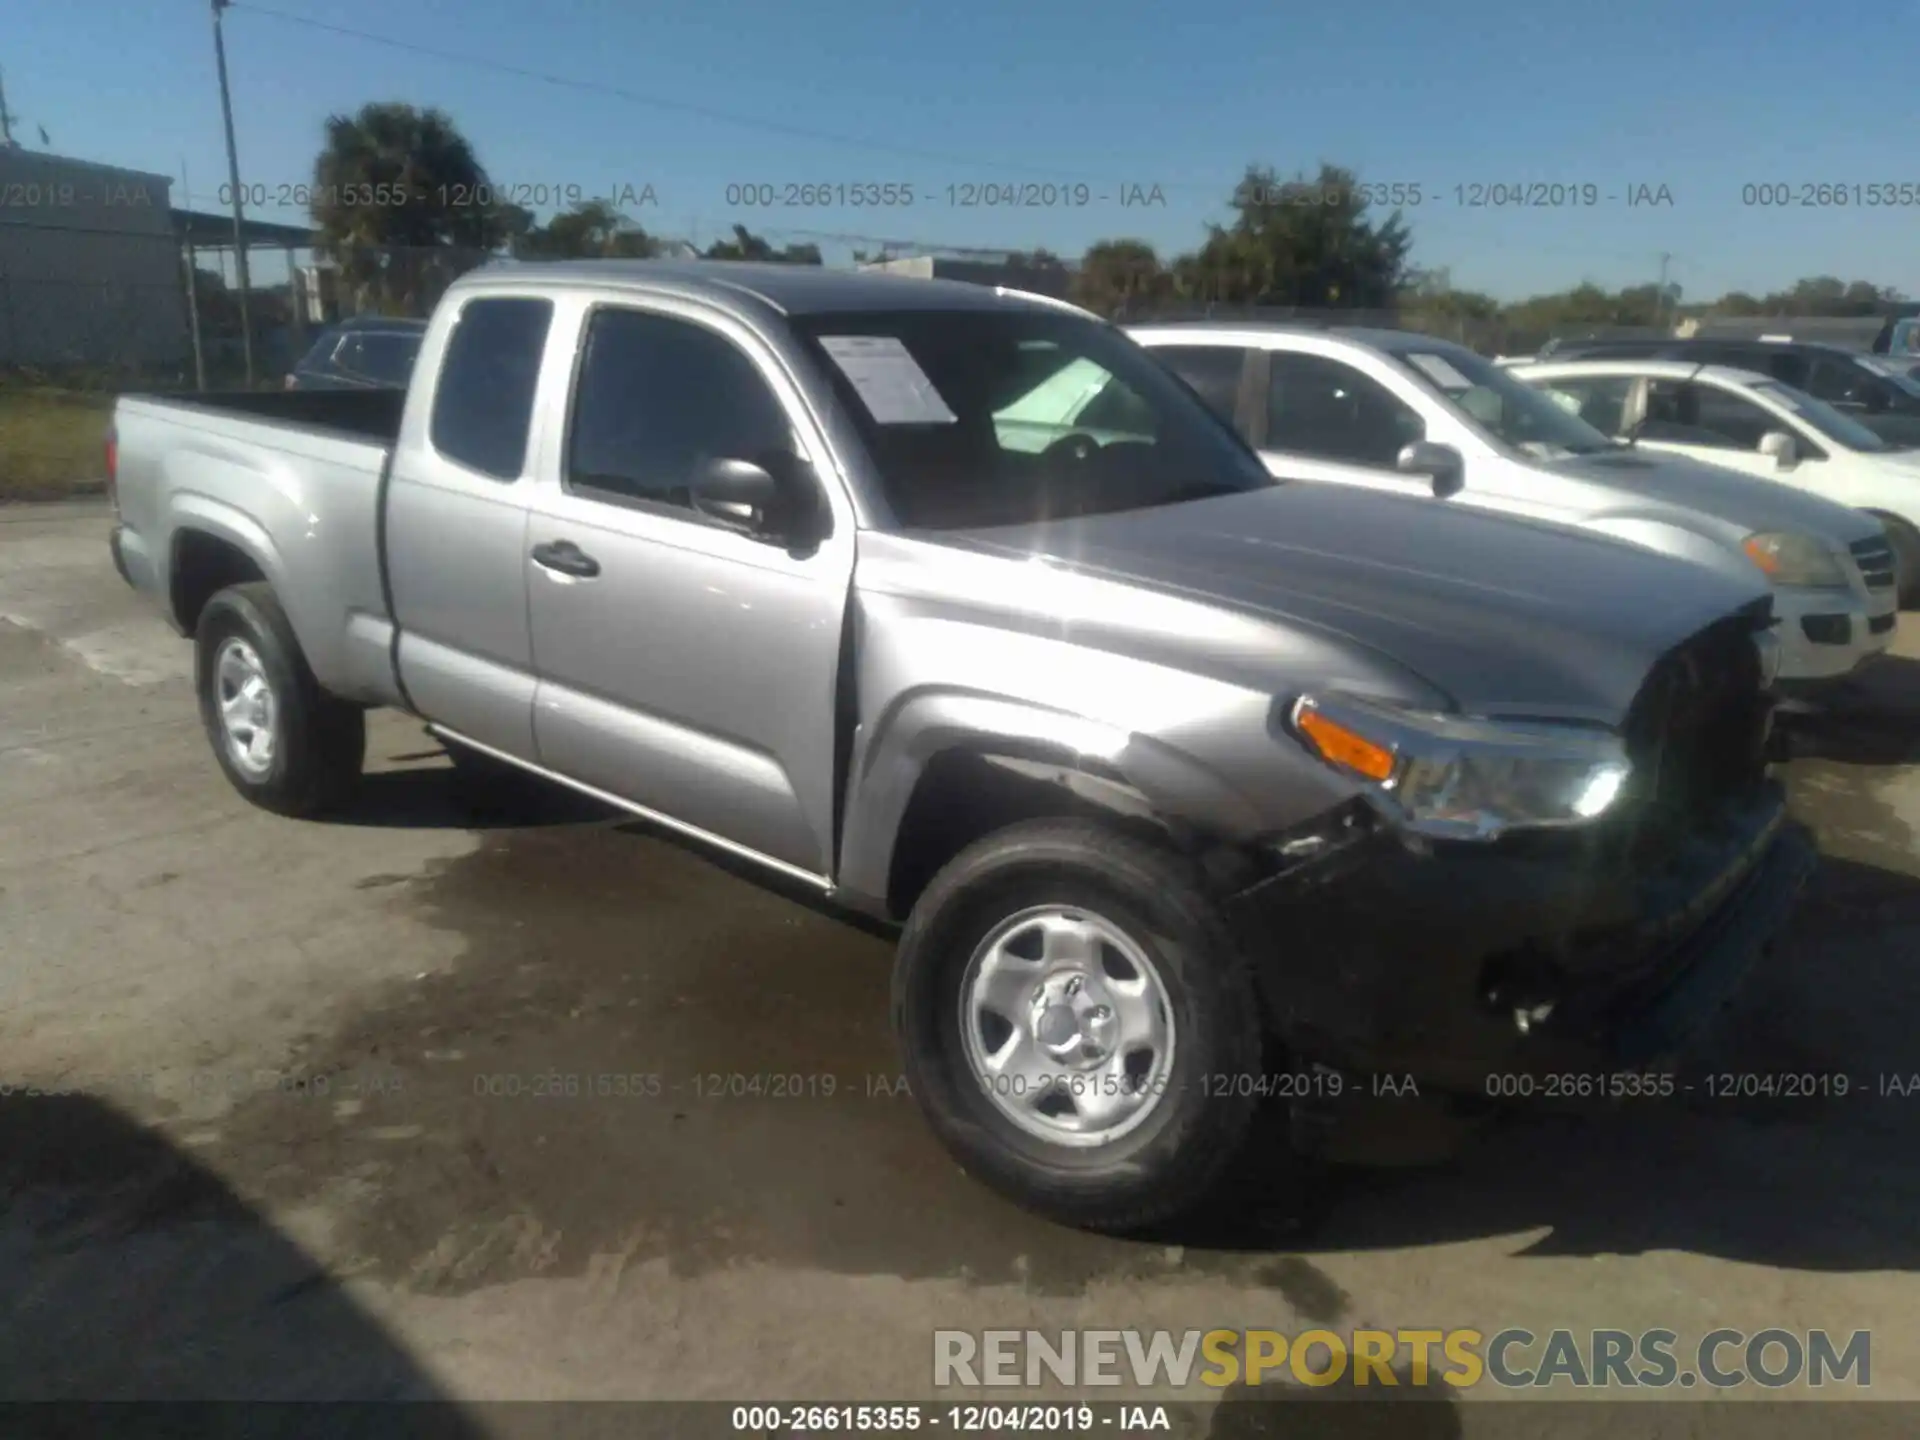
left=1174, top=164, right=1413, bottom=308
left=513, top=199, right=660, bottom=259
left=703, top=224, right=822, bottom=264
left=310, top=102, right=504, bottom=314
left=1071, top=239, right=1170, bottom=317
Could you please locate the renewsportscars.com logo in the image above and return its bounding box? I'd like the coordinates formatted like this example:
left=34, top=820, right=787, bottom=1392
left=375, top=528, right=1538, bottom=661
left=933, top=1328, right=1872, bottom=1391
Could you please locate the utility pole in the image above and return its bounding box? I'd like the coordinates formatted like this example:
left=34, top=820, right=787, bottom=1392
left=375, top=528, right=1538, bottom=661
left=210, top=0, right=256, bottom=384
left=0, top=68, right=18, bottom=147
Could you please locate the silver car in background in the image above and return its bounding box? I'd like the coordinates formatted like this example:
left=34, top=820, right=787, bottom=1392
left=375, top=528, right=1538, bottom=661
left=1128, top=323, right=1896, bottom=697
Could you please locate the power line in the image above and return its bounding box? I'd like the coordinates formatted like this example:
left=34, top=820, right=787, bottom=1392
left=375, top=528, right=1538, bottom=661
left=229, top=2, right=1219, bottom=193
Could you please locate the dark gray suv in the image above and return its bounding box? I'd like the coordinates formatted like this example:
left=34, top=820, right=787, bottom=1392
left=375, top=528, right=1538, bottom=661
left=286, top=316, right=427, bottom=391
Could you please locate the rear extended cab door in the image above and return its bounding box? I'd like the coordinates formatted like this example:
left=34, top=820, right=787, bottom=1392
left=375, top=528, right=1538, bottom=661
left=517, top=288, right=859, bottom=883
left=383, top=290, right=557, bottom=760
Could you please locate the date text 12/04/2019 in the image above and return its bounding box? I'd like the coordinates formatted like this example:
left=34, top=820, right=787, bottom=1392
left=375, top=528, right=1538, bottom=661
left=216, top=182, right=658, bottom=210
left=1242, top=182, right=1675, bottom=208
left=729, top=1404, right=1174, bottom=1432
left=720, top=182, right=1169, bottom=208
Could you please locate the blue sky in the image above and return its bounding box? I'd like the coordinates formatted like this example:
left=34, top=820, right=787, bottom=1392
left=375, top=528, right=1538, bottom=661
left=9, top=0, right=1918, bottom=300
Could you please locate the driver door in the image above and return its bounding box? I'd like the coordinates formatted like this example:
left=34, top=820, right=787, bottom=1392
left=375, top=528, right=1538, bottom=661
left=521, top=299, right=855, bottom=882
left=1634, top=379, right=1821, bottom=488
left=1249, top=351, right=1433, bottom=498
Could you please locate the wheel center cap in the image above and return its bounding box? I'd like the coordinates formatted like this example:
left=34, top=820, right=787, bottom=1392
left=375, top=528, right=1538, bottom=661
left=1036, top=1004, right=1079, bottom=1049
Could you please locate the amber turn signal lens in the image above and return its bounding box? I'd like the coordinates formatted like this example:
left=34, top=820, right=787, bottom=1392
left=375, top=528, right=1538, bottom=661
left=1296, top=705, right=1398, bottom=782
left=1742, top=535, right=1782, bottom=575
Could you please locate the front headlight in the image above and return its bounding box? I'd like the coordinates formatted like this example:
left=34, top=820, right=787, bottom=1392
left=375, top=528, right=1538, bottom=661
left=1291, top=694, right=1632, bottom=842
left=1742, top=532, right=1848, bottom=588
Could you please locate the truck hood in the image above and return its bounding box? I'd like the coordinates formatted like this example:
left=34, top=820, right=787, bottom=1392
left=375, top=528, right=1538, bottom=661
left=950, top=483, right=1772, bottom=724
left=1538, top=447, right=1885, bottom=543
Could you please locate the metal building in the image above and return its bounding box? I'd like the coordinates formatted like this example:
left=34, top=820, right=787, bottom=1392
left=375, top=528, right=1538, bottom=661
left=0, top=147, right=184, bottom=368
left=857, top=254, right=1074, bottom=299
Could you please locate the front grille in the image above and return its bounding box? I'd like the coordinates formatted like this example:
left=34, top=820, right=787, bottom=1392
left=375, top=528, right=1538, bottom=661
left=1851, top=535, right=1898, bottom=591
left=1615, top=614, right=1773, bottom=865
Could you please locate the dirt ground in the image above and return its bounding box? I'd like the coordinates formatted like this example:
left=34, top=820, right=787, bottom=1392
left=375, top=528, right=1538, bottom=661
left=1, top=501, right=1916, bottom=1424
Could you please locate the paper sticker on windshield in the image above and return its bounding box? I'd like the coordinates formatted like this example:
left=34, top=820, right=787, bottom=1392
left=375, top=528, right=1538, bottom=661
left=818, top=336, right=957, bottom=424
left=1406, top=353, right=1473, bottom=390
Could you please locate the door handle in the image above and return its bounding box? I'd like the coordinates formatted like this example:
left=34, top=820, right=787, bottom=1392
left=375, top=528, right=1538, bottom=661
left=530, top=539, right=602, bottom=580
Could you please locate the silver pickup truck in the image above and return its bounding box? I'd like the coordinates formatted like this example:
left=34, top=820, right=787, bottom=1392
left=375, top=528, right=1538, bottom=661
left=108, top=260, right=1814, bottom=1232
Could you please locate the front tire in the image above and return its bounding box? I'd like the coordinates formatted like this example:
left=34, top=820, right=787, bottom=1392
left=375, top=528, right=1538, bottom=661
left=893, top=819, right=1267, bottom=1233
left=195, top=582, right=364, bottom=817
left=1879, top=514, right=1920, bottom=609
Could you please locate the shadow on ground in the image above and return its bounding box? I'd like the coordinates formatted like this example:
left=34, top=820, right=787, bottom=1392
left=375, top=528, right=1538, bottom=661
left=1202, top=1364, right=1462, bottom=1440
left=0, top=1090, right=486, bottom=1424
left=172, top=724, right=1920, bottom=1310
left=1781, top=654, right=1920, bottom=765
left=324, top=746, right=614, bottom=832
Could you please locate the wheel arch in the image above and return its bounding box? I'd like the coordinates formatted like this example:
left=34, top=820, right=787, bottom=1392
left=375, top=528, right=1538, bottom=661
left=835, top=689, right=1267, bottom=923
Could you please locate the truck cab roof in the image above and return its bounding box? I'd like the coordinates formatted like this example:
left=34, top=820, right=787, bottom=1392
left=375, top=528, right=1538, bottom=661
left=456, top=259, right=1074, bottom=318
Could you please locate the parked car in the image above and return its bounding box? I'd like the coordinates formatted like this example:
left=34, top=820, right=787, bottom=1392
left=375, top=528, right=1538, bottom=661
left=1871, top=309, right=1920, bottom=357
left=1864, top=352, right=1920, bottom=385
left=1126, top=323, right=1897, bottom=692
left=106, top=261, right=1809, bottom=1232
left=1535, top=336, right=1920, bottom=447
left=286, top=316, right=428, bottom=391
left=1514, top=357, right=1920, bottom=606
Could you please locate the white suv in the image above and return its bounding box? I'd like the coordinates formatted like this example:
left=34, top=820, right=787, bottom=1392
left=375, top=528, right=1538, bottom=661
left=1125, top=323, right=1897, bottom=694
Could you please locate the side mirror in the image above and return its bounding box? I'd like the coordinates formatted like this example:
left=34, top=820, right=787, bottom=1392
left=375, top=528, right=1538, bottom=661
left=1757, top=430, right=1799, bottom=470
left=691, top=455, right=824, bottom=545
left=1396, top=440, right=1466, bottom=499
left=692, top=457, right=785, bottom=535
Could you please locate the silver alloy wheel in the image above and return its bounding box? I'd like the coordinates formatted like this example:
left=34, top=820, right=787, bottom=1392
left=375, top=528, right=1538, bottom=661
left=213, top=636, right=278, bottom=779
left=959, top=905, right=1177, bottom=1148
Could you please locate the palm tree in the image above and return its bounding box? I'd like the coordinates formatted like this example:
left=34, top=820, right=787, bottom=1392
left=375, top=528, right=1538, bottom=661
left=311, top=103, right=500, bottom=314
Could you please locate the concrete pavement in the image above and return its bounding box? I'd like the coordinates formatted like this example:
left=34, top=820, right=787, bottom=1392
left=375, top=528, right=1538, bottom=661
left=1, top=500, right=1916, bottom=1418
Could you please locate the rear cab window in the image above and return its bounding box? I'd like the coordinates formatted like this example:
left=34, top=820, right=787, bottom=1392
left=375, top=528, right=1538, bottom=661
left=429, top=297, right=555, bottom=481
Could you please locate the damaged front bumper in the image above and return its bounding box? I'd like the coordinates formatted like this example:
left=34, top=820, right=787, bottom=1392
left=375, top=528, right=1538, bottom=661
left=1226, top=782, right=1816, bottom=1094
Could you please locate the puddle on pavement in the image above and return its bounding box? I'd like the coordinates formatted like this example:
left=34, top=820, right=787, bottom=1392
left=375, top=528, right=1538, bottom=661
left=199, top=808, right=1339, bottom=1304
left=167, top=713, right=1920, bottom=1296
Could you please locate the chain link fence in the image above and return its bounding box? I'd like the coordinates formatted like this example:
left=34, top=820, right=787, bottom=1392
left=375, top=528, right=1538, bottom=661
left=0, top=233, right=1898, bottom=498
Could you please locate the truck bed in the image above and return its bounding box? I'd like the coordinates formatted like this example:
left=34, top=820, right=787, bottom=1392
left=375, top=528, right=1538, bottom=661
left=111, top=384, right=406, bottom=711
left=125, top=386, right=406, bottom=445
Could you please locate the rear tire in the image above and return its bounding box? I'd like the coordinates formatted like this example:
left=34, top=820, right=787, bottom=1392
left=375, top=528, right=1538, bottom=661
left=195, top=582, right=364, bottom=817
left=892, top=819, right=1270, bottom=1233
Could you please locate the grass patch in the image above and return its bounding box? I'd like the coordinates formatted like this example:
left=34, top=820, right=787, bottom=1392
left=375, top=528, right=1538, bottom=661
left=0, top=387, right=115, bottom=501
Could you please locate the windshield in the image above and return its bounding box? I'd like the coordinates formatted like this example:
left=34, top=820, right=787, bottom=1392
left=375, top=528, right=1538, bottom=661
left=790, top=309, right=1275, bottom=529
left=1750, top=380, right=1891, bottom=452
left=1860, top=354, right=1920, bottom=396
left=1388, top=343, right=1618, bottom=457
